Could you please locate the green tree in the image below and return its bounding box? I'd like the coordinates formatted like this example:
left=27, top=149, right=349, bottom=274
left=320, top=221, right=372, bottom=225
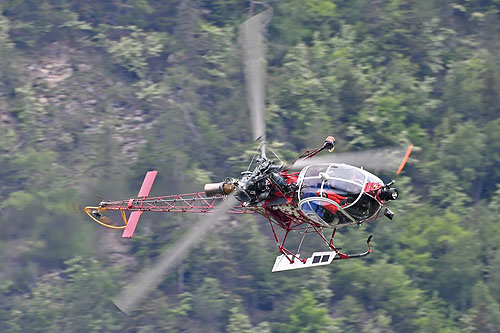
left=105, top=26, right=167, bottom=78
left=443, top=52, right=488, bottom=121
left=460, top=281, right=500, bottom=333
left=336, top=295, right=366, bottom=333
left=414, top=292, right=456, bottom=333
left=192, top=277, right=228, bottom=330
left=269, top=40, right=335, bottom=147
left=272, top=0, right=338, bottom=45
left=226, top=305, right=254, bottom=333
left=10, top=257, right=123, bottom=332
left=331, top=259, right=423, bottom=331
left=279, top=290, right=337, bottom=333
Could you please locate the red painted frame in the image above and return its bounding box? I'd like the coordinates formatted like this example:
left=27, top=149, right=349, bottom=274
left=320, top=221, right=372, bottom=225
left=100, top=169, right=373, bottom=261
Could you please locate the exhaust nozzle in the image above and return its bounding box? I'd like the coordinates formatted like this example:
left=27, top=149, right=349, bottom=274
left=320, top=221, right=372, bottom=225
left=204, top=182, right=235, bottom=197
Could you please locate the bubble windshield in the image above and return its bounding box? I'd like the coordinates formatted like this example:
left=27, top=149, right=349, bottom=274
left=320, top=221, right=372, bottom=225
left=297, top=164, right=383, bottom=226
left=299, top=164, right=365, bottom=200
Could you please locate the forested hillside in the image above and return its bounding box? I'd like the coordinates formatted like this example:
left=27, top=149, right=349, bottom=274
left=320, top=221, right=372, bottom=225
left=1, top=0, right=500, bottom=332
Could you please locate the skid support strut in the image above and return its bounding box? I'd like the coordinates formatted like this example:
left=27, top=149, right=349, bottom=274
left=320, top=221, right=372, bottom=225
left=268, top=216, right=372, bottom=272
left=269, top=221, right=374, bottom=272
left=268, top=218, right=305, bottom=264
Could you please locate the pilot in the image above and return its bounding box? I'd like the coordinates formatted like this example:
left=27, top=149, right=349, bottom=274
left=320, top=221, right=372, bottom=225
left=317, top=189, right=347, bottom=215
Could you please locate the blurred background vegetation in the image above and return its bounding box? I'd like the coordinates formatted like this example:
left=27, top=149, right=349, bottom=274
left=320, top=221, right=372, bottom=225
left=0, top=0, right=500, bottom=331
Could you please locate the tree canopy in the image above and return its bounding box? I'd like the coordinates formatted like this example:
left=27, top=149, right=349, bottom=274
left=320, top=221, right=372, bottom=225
left=0, top=0, right=499, bottom=332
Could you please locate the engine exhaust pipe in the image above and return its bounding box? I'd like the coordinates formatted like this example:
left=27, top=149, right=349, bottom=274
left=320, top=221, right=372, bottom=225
left=204, top=182, right=235, bottom=197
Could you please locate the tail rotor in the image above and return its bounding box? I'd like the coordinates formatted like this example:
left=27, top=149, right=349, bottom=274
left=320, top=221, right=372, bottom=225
left=396, top=144, right=413, bottom=175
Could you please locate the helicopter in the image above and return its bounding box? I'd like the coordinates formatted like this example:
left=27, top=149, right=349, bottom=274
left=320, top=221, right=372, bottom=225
left=85, top=137, right=412, bottom=272
left=84, top=7, right=413, bottom=314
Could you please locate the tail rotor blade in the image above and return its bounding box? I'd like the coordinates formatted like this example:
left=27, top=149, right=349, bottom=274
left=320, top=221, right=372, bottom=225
left=112, top=193, right=238, bottom=315
left=396, top=144, right=413, bottom=175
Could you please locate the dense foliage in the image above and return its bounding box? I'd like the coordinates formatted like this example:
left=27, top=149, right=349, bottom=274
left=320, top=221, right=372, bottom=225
left=1, top=0, right=499, bottom=332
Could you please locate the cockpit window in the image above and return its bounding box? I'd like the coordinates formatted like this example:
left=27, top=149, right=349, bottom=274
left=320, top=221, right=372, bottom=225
left=299, top=199, right=351, bottom=226
left=366, top=173, right=384, bottom=185
left=300, top=178, right=323, bottom=199
left=300, top=200, right=333, bottom=225
left=327, top=165, right=366, bottom=185
left=304, top=165, right=329, bottom=178
left=324, top=179, right=362, bottom=199
left=344, top=193, right=380, bottom=219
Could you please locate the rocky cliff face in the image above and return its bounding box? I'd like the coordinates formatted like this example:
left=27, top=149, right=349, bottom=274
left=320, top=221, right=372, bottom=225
left=6, top=42, right=157, bottom=183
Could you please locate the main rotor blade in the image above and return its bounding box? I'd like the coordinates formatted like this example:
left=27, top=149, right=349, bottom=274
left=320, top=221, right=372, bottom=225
left=240, top=9, right=271, bottom=142
left=112, top=194, right=238, bottom=315
left=289, top=147, right=410, bottom=173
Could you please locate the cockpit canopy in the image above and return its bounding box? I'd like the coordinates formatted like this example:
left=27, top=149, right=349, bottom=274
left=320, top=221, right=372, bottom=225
left=297, top=164, right=384, bottom=227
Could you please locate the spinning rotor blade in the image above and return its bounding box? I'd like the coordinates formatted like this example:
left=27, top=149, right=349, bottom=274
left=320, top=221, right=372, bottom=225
left=290, top=147, right=411, bottom=173
left=240, top=9, right=271, bottom=143
left=112, top=194, right=238, bottom=315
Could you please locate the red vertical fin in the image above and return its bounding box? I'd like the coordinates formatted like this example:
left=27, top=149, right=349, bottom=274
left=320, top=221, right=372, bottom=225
left=122, top=170, right=158, bottom=238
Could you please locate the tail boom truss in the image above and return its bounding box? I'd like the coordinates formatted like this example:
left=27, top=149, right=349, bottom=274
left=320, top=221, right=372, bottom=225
left=85, top=171, right=247, bottom=238
left=100, top=192, right=245, bottom=214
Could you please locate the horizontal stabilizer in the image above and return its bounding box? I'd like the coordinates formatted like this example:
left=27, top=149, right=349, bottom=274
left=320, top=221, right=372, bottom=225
left=122, top=170, right=158, bottom=238
left=122, top=211, right=143, bottom=238
left=138, top=171, right=158, bottom=198
left=272, top=251, right=337, bottom=272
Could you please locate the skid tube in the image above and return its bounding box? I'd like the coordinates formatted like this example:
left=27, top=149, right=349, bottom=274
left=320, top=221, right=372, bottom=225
left=268, top=215, right=373, bottom=265
left=317, top=227, right=373, bottom=260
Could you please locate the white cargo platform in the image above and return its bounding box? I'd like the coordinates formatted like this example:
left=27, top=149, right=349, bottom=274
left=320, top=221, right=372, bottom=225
left=272, top=251, right=338, bottom=272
